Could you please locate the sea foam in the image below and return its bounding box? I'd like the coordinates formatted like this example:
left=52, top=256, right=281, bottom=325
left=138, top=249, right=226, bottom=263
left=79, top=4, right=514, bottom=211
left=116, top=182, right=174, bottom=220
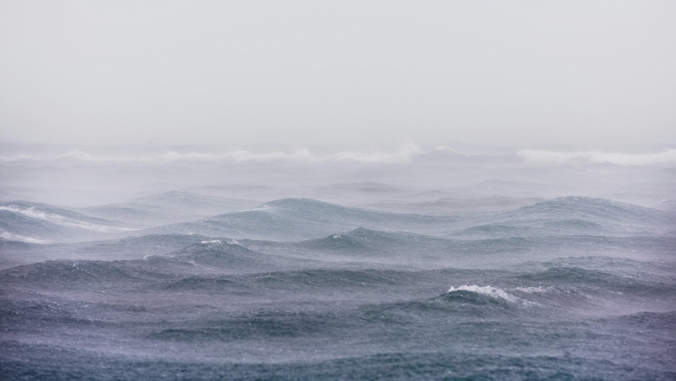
left=447, top=285, right=519, bottom=303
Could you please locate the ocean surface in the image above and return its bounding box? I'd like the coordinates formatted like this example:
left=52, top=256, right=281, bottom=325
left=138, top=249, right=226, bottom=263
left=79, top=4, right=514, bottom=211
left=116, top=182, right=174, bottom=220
left=1, top=145, right=676, bottom=380
left=1, top=194, right=675, bottom=380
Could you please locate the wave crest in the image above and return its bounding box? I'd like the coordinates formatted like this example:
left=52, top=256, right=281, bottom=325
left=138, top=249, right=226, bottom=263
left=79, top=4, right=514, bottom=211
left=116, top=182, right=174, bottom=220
left=0, top=143, right=423, bottom=165
left=446, top=285, right=519, bottom=303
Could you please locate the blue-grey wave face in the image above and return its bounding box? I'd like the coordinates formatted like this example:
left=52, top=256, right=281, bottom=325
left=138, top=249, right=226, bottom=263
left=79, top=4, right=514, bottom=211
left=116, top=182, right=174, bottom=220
left=451, top=197, right=676, bottom=238
left=144, top=198, right=463, bottom=241
left=74, top=191, right=258, bottom=227
left=0, top=201, right=133, bottom=242
left=135, top=197, right=676, bottom=243
left=1, top=194, right=676, bottom=380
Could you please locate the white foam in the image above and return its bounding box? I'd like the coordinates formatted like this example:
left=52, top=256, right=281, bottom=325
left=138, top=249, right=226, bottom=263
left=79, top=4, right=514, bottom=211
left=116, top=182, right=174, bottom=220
left=0, top=142, right=423, bottom=165
left=0, top=229, right=52, bottom=244
left=447, top=285, right=519, bottom=303
left=330, top=141, right=423, bottom=164
left=0, top=205, right=134, bottom=232
left=201, top=240, right=221, bottom=244
left=514, top=286, right=552, bottom=293
left=4, top=146, right=673, bottom=166
left=248, top=205, right=271, bottom=211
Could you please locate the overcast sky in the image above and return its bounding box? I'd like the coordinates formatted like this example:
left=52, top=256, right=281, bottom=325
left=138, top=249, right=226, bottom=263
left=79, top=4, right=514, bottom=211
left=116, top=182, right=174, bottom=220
left=1, top=1, right=674, bottom=148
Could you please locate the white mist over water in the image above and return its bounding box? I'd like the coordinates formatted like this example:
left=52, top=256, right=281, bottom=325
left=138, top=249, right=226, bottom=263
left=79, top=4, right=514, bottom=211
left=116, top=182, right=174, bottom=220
left=1, top=143, right=674, bottom=209
left=1, top=1, right=676, bottom=379
left=518, top=149, right=676, bottom=166
left=3, top=145, right=676, bottom=166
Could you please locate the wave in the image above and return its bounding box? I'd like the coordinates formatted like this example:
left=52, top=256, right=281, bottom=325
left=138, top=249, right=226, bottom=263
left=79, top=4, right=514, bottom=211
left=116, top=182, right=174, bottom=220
left=0, top=247, right=273, bottom=290
left=149, top=310, right=347, bottom=343
left=518, top=149, right=676, bottom=166
left=0, top=142, right=423, bottom=165
left=0, top=260, right=146, bottom=287
left=0, top=229, right=52, bottom=244
left=515, top=256, right=676, bottom=276
left=149, top=268, right=415, bottom=294
left=513, top=286, right=552, bottom=293
left=158, top=276, right=243, bottom=292
left=511, top=196, right=667, bottom=219
left=514, top=266, right=676, bottom=299
left=459, top=196, right=676, bottom=237
left=75, top=191, right=258, bottom=226
left=612, top=310, right=676, bottom=330
left=0, top=240, right=277, bottom=288
left=150, top=198, right=458, bottom=241
left=298, top=234, right=366, bottom=252
left=164, top=240, right=281, bottom=268
left=0, top=298, right=86, bottom=327
left=0, top=204, right=131, bottom=233
left=4, top=146, right=673, bottom=167
left=542, top=219, right=604, bottom=230
left=244, top=268, right=415, bottom=290
left=504, top=197, right=676, bottom=228
left=0, top=202, right=136, bottom=244
left=358, top=288, right=525, bottom=321
left=2, top=343, right=672, bottom=380
left=518, top=267, right=626, bottom=285
left=455, top=224, right=533, bottom=237
left=446, top=285, right=520, bottom=303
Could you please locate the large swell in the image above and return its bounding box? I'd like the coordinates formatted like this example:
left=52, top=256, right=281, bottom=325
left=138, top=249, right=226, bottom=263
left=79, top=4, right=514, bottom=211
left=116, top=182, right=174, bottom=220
left=1, top=197, right=675, bottom=380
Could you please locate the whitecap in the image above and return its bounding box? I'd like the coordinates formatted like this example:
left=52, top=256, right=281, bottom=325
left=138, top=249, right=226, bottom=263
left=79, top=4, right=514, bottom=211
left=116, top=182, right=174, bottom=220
left=447, top=285, right=519, bottom=303
left=0, top=229, right=52, bottom=244
left=0, top=205, right=135, bottom=232
left=0, top=141, right=424, bottom=164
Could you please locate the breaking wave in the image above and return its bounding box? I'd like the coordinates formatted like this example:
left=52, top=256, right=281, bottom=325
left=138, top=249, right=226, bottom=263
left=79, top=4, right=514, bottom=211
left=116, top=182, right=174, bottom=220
left=0, top=142, right=423, bottom=165
left=446, top=285, right=520, bottom=303
left=4, top=146, right=673, bottom=167
left=0, top=205, right=132, bottom=233
left=0, top=229, right=52, bottom=244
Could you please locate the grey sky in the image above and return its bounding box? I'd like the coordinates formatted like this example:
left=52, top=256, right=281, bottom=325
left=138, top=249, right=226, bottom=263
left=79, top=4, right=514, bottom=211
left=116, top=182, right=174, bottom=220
left=1, top=0, right=674, bottom=148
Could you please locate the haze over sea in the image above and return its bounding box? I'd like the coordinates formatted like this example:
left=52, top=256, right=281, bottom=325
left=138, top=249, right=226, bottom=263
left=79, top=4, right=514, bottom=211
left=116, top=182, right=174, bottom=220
left=1, top=142, right=675, bottom=380
left=2, top=0, right=675, bottom=378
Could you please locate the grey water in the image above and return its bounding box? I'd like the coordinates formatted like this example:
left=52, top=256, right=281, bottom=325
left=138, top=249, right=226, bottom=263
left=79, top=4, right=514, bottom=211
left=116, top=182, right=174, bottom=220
left=1, top=145, right=676, bottom=380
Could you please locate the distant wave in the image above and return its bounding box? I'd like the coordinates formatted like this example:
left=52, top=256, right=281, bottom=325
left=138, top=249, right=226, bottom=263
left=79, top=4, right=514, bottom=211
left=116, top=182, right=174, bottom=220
left=0, top=205, right=133, bottom=233
left=3, top=145, right=673, bottom=166
left=0, top=229, right=52, bottom=244
left=0, top=142, right=423, bottom=164
left=518, top=149, right=676, bottom=166
left=513, top=286, right=551, bottom=293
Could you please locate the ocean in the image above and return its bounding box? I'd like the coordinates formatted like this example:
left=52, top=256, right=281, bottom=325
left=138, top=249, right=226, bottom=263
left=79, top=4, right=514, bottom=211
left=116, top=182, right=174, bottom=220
left=1, top=147, right=675, bottom=380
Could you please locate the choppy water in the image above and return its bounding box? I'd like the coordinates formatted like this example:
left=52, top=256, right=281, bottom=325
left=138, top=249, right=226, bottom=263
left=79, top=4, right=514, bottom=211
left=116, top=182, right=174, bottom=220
left=1, top=197, right=675, bottom=380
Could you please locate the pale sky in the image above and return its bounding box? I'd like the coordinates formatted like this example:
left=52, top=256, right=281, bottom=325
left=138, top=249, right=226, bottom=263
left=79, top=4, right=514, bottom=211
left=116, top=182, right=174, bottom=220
left=1, top=0, right=674, bottom=148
